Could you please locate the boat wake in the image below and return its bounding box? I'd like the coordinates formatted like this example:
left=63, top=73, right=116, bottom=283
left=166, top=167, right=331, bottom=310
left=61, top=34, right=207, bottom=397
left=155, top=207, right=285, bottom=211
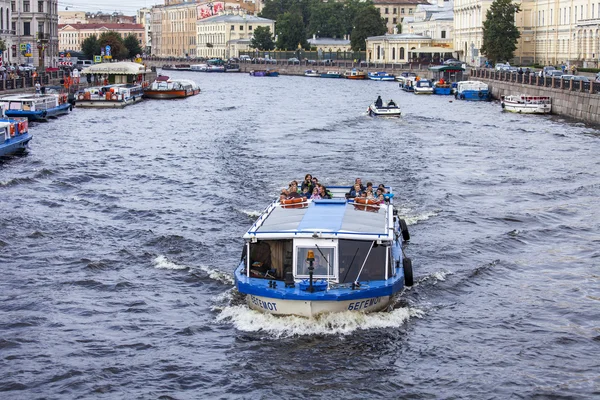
left=237, top=208, right=261, bottom=218
left=153, top=255, right=234, bottom=285
left=213, top=296, right=424, bottom=338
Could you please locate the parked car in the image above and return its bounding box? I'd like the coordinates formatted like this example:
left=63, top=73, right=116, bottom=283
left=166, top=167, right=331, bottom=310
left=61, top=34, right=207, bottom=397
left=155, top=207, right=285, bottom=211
left=539, top=66, right=556, bottom=77
left=239, top=55, right=251, bottom=62
left=443, top=58, right=462, bottom=66
left=495, top=63, right=509, bottom=71
left=547, top=70, right=563, bottom=77
left=288, top=57, right=300, bottom=64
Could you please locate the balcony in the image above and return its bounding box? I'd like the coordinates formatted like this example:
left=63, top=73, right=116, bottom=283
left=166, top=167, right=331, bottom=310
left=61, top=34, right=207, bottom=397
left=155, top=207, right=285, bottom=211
left=37, top=32, right=51, bottom=41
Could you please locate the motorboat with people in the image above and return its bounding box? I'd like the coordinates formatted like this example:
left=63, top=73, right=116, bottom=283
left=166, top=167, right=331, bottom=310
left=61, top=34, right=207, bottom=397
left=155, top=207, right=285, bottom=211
left=500, top=95, right=552, bottom=114
left=367, top=96, right=401, bottom=117
left=413, top=79, right=434, bottom=94
left=0, top=94, right=72, bottom=121
left=455, top=81, right=491, bottom=101
left=368, top=71, right=396, bottom=81
left=396, top=71, right=416, bottom=83
left=344, top=69, right=367, bottom=79
left=400, top=76, right=416, bottom=92
left=0, top=107, right=31, bottom=157
left=433, top=79, right=452, bottom=95
left=234, top=183, right=413, bottom=318
left=142, top=75, right=200, bottom=99
left=304, top=69, right=320, bottom=77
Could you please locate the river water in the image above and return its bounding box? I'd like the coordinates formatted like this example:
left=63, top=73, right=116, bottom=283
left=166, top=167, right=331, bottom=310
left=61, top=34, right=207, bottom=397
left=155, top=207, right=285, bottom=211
left=1, top=72, right=599, bottom=399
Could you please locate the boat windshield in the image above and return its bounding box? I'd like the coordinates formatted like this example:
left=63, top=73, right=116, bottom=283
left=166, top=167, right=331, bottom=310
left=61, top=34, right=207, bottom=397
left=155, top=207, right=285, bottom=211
left=338, top=240, right=390, bottom=283
left=296, top=247, right=335, bottom=279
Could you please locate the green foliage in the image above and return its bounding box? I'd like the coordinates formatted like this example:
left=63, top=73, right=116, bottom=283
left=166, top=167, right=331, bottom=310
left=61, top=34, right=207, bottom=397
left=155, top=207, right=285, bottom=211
left=307, top=2, right=346, bottom=38
left=0, top=38, right=6, bottom=53
left=98, top=31, right=128, bottom=60
left=123, top=34, right=143, bottom=59
left=260, top=0, right=315, bottom=25
left=251, top=26, right=275, bottom=51
left=481, top=0, right=521, bottom=64
left=275, top=12, right=309, bottom=50
left=81, top=35, right=101, bottom=60
left=350, top=6, right=386, bottom=51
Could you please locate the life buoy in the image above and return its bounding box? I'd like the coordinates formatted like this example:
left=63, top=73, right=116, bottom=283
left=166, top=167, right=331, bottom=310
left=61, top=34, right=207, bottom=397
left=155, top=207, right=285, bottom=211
left=111, top=94, right=117, bottom=100
left=78, top=94, right=84, bottom=100
left=353, top=197, right=380, bottom=212
left=281, top=196, right=307, bottom=209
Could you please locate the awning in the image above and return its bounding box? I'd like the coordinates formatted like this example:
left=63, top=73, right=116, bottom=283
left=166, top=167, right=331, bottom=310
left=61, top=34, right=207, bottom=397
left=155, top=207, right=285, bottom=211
left=409, top=47, right=456, bottom=53
left=81, top=62, right=147, bottom=75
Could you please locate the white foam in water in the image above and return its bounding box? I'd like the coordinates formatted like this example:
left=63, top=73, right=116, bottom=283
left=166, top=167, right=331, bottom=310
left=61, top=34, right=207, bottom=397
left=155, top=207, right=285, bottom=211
left=432, top=270, right=450, bottom=281
left=402, top=210, right=439, bottom=226
left=153, top=255, right=189, bottom=270
left=197, top=264, right=235, bottom=285
left=239, top=209, right=261, bottom=218
left=216, top=305, right=425, bottom=338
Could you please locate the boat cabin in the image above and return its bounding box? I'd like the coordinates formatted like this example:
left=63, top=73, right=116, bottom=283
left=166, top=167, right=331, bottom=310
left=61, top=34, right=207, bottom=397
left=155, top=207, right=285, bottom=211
left=428, top=65, right=465, bottom=83
left=0, top=95, right=59, bottom=112
left=242, top=187, right=399, bottom=285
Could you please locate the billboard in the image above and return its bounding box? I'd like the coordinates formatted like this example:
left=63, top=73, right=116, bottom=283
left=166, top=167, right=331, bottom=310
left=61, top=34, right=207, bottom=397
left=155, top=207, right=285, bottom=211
left=197, top=2, right=224, bottom=19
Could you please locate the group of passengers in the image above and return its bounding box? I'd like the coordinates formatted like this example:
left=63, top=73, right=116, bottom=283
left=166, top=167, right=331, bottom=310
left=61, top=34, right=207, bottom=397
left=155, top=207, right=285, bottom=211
left=280, top=174, right=332, bottom=201
left=347, top=178, right=388, bottom=204
left=279, top=175, right=388, bottom=203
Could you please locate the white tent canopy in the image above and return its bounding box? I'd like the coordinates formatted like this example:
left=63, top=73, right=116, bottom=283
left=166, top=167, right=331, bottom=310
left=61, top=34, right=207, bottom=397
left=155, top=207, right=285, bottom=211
left=410, top=47, right=456, bottom=53
left=81, top=62, right=147, bottom=75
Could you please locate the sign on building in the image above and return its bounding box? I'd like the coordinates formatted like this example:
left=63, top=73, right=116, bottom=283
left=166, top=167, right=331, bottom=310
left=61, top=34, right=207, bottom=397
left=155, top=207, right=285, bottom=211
left=197, top=2, right=224, bottom=19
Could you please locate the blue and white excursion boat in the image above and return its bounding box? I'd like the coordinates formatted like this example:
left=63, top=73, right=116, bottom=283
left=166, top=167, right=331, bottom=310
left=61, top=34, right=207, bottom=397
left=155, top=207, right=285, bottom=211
left=234, top=184, right=413, bottom=317
left=368, top=71, right=396, bottom=81
left=0, top=94, right=72, bottom=121
left=455, top=80, right=491, bottom=101
left=0, top=116, right=31, bottom=157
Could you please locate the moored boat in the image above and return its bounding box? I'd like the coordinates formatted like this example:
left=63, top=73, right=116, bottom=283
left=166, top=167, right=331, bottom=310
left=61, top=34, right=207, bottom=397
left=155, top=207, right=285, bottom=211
left=225, top=63, right=240, bottom=72
left=234, top=184, right=413, bottom=318
left=304, top=69, right=320, bottom=77
left=368, top=71, right=396, bottom=81
left=368, top=99, right=401, bottom=117
left=399, top=76, right=416, bottom=92
left=455, top=80, right=491, bottom=101
left=395, top=71, right=416, bottom=83
left=162, top=64, right=191, bottom=71
left=345, top=68, right=367, bottom=79
left=433, top=81, right=452, bottom=95
left=76, top=84, right=144, bottom=108
left=250, top=69, right=279, bottom=77
left=0, top=116, right=31, bottom=157
left=0, top=94, right=72, bottom=121
left=414, top=79, right=434, bottom=94
left=501, top=95, right=552, bottom=114
left=320, top=71, right=342, bottom=78
left=142, top=75, right=200, bottom=99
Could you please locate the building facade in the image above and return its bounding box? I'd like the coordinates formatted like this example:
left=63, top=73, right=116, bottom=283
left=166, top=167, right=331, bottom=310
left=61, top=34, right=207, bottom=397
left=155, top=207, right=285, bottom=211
left=137, top=7, right=152, bottom=54
left=373, top=0, right=431, bottom=33
left=58, top=23, right=144, bottom=53
left=196, top=11, right=274, bottom=58
left=1, top=0, right=15, bottom=66
left=57, top=11, right=86, bottom=25
left=12, top=0, right=59, bottom=69
left=366, top=32, right=454, bottom=63
left=403, top=0, right=454, bottom=41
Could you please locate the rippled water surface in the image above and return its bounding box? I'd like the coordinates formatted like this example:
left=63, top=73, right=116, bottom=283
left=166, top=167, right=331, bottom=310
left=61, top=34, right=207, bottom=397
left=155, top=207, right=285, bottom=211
left=1, top=72, right=600, bottom=399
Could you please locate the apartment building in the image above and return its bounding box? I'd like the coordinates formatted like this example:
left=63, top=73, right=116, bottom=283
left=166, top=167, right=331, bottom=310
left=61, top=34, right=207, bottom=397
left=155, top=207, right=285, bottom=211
left=58, top=10, right=86, bottom=25
left=373, top=0, right=430, bottom=33
left=403, top=0, right=454, bottom=41
left=11, top=0, right=59, bottom=68
left=137, top=7, right=152, bottom=54
left=58, top=23, right=144, bottom=53
left=0, top=0, right=15, bottom=65
left=196, top=11, right=274, bottom=58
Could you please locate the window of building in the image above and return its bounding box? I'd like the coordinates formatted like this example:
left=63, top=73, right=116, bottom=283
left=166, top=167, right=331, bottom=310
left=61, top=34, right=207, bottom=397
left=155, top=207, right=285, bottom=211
left=38, top=21, right=43, bottom=35
left=401, top=8, right=405, bottom=14
left=23, top=0, right=30, bottom=12
left=393, top=17, right=397, bottom=24
left=230, top=25, right=234, bottom=30
left=239, top=25, right=243, bottom=30
left=575, top=6, right=577, bottom=21
left=392, top=47, right=395, bottom=59
left=249, top=25, right=252, bottom=30
left=409, top=8, right=413, bottom=14
left=386, top=17, right=389, bottom=23
left=11, top=1, right=15, bottom=12
left=24, top=21, right=30, bottom=35
left=393, top=8, right=397, bottom=14
left=400, top=47, right=405, bottom=59
left=441, top=30, right=446, bottom=38
left=38, top=0, right=43, bottom=12
left=385, top=7, right=388, bottom=14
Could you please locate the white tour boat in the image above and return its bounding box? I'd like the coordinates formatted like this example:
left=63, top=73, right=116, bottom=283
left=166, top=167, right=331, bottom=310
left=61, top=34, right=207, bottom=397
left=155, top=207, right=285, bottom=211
left=234, top=185, right=413, bottom=318
left=500, top=95, right=552, bottom=114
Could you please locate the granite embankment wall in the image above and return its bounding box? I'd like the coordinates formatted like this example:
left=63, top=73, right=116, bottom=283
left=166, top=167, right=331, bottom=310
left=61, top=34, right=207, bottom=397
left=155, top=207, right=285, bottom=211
left=471, top=70, right=600, bottom=125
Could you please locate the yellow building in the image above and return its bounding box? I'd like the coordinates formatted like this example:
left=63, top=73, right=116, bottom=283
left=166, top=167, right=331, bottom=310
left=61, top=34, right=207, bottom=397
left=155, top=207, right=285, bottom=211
left=373, top=0, right=431, bottom=33
left=58, top=23, right=145, bottom=53
left=366, top=32, right=454, bottom=63
left=196, top=11, right=275, bottom=59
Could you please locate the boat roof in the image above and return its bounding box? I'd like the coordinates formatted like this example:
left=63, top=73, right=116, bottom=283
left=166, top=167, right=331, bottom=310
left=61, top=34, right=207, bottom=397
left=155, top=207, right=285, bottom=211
left=81, top=62, right=147, bottom=75
left=245, top=187, right=394, bottom=241
left=0, top=121, right=11, bottom=128
left=0, top=94, right=56, bottom=101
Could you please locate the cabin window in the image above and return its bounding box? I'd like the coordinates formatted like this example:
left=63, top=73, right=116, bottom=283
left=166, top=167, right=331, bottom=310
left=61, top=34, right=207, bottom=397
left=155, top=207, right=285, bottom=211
left=248, top=239, right=293, bottom=279
left=296, top=246, right=335, bottom=279
left=338, top=240, right=389, bottom=283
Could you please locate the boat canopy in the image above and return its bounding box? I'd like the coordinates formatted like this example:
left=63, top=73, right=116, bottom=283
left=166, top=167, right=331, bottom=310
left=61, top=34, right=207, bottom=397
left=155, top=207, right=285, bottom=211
left=81, top=62, right=147, bottom=75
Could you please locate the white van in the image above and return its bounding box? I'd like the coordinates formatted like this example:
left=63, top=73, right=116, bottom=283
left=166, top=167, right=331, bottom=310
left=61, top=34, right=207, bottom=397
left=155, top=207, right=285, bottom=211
left=75, top=60, right=94, bottom=70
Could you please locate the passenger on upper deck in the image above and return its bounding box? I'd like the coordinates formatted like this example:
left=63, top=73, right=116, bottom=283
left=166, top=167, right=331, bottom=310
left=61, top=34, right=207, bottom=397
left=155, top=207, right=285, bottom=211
left=310, top=187, right=321, bottom=199
left=375, top=188, right=385, bottom=203
left=301, top=174, right=314, bottom=194
left=355, top=178, right=366, bottom=191
left=317, top=184, right=332, bottom=199
left=349, top=183, right=363, bottom=198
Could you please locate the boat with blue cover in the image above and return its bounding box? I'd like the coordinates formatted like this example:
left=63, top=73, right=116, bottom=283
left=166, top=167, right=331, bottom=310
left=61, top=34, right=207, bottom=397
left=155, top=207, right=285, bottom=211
left=320, top=71, right=343, bottom=78
left=0, top=117, right=31, bottom=157
left=0, top=94, right=72, bottom=121
left=249, top=69, right=279, bottom=77
left=455, top=80, right=491, bottom=101
left=368, top=71, right=396, bottom=81
left=234, top=185, right=413, bottom=317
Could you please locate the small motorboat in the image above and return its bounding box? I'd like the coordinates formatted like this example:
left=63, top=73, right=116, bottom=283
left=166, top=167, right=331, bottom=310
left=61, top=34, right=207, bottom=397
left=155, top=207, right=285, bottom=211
left=304, top=69, right=320, bottom=77
left=142, top=75, right=200, bottom=99
left=414, top=79, right=434, bottom=94
left=501, top=95, right=552, bottom=114
left=455, top=81, right=491, bottom=101
left=368, top=71, right=395, bottom=81
left=320, top=71, right=342, bottom=78
left=0, top=115, right=31, bottom=157
left=368, top=100, right=401, bottom=117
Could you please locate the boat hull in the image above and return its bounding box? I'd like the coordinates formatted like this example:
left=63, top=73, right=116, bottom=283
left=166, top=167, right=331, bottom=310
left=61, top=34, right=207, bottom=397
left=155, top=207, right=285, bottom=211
left=502, top=102, right=551, bottom=114
left=5, top=103, right=71, bottom=121
left=143, top=89, right=200, bottom=99
left=433, top=87, right=452, bottom=95
left=246, top=293, right=390, bottom=318
left=414, top=88, right=434, bottom=94
left=368, top=104, right=401, bottom=117
left=76, top=97, right=144, bottom=108
left=0, top=133, right=32, bottom=157
left=456, top=90, right=491, bottom=101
